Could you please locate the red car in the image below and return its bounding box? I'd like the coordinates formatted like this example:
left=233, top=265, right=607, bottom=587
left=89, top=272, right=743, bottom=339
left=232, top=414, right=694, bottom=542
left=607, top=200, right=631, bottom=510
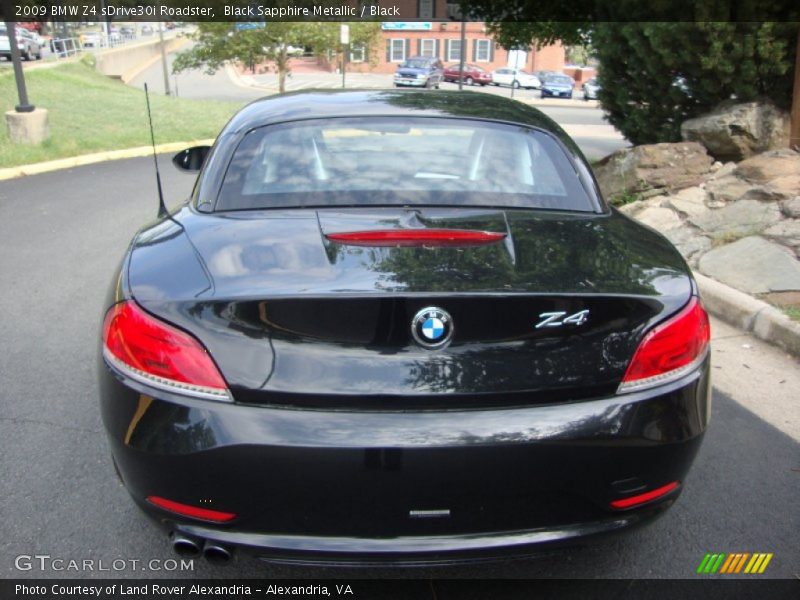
left=443, top=63, right=492, bottom=86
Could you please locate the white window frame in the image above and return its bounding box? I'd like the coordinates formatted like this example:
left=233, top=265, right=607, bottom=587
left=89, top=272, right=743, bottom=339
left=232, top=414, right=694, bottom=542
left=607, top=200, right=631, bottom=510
left=475, top=39, right=491, bottom=62
left=447, top=39, right=462, bottom=62
left=420, top=39, right=436, bottom=58
left=350, top=43, right=366, bottom=63
left=390, top=39, right=406, bottom=63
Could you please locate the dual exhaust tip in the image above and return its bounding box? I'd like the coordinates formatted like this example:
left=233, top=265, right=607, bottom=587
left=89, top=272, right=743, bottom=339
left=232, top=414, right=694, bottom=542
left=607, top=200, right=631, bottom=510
left=172, top=534, right=232, bottom=564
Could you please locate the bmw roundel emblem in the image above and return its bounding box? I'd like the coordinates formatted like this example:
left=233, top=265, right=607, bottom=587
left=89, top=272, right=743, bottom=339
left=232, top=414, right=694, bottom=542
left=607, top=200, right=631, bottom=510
left=411, top=307, right=454, bottom=349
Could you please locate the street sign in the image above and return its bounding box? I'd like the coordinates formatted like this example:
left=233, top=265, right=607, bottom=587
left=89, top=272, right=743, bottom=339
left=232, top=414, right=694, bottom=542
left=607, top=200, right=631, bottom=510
left=340, top=24, right=350, bottom=45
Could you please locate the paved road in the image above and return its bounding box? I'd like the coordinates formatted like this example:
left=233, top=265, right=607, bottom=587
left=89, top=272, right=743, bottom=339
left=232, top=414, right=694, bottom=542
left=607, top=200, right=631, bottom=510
left=129, top=53, right=628, bottom=161
left=0, top=157, right=797, bottom=580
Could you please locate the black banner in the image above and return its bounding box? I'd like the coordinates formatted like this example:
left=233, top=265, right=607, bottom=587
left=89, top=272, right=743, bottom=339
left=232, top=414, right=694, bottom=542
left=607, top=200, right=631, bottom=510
left=1, top=0, right=799, bottom=23
left=2, top=579, right=799, bottom=600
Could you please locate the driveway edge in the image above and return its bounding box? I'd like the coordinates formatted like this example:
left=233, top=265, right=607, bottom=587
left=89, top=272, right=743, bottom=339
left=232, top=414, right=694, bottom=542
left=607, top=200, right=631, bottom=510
left=695, top=272, right=800, bottom=358
left=0, top=139, right=215, bottom=181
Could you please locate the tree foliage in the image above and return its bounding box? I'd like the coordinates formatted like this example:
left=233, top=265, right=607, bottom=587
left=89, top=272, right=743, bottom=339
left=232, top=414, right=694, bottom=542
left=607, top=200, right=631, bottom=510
left=172, top=21, right=380, bottom=93
left=592, top=22, right=797, bottom=144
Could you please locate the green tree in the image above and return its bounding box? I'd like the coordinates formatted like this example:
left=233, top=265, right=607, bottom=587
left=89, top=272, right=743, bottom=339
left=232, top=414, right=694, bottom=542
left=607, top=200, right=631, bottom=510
left=592, top=22, right=796, bottom=144
left=173, top=21, right=380, bottom=93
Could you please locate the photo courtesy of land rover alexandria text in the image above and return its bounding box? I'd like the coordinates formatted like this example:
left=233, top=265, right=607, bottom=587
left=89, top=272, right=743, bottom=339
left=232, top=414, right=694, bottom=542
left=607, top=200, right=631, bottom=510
left=98, top=90, right=711, bottom=565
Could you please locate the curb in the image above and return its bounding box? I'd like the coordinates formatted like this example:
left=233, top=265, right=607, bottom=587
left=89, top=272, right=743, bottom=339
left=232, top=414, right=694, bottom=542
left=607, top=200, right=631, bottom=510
left=0, top=139, right=215, bottom=181
left=694, top=272, right=800, bottom=358
left=225, top=63, right=275, bottom=92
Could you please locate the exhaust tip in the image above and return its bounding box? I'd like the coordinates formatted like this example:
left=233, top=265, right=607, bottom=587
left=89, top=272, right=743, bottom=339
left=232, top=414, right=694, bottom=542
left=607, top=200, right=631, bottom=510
left=171, top=534, right=201, bottom=558
left=203, top=540, right=233, bottom=565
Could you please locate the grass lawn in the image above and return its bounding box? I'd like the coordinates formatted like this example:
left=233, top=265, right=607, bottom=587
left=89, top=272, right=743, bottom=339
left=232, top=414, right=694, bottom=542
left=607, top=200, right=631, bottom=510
left=0, top=58, right=241, bottom=168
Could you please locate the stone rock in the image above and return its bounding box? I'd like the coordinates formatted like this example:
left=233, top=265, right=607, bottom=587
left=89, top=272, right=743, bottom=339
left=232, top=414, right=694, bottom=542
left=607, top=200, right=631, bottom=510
left=762, top=220, right=800, bottom=250
left=635, top=206, right=683, bottom=231
left=680, top=101, right=791, bottom=161
left=615, top=194, right=668, bottom=217
left=708, top=161, right=737, bottom=180
left=698, top=236, right=800, bottom=294
left=705, top=174, right=779, bottom=204
left=666, top=187, right=710, bottom=220
left=662, top=226, right=712, bottom=262
left=766, top=175, right=800, bottom=201
left=734, top=149, right=800, bottom=184
left=782, top=197, right=800, bottom=218
left=689, top=199, right=782, bottom=236
left=593, top=142, right=714, bottom=200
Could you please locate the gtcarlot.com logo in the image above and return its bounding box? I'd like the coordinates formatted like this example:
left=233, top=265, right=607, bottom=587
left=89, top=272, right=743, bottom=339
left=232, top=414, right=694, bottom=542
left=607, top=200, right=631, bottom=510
left=697, top=552, right=773, bottom=575
left=14, top=554, right=194, bottom=572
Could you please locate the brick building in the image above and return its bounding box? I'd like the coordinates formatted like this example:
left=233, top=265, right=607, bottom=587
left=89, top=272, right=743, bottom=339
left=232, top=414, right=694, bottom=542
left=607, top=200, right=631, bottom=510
left=346, top=21, right=565, bottom=75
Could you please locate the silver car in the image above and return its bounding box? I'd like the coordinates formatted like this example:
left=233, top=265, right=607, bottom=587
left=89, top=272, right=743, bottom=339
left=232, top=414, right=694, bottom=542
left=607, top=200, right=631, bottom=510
left=0, top=26, right=43, bottom=61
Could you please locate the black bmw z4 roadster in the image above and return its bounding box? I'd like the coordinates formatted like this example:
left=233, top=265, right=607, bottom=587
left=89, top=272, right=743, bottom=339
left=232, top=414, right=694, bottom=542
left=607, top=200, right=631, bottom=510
left=99, top=90, right=711, bottom=566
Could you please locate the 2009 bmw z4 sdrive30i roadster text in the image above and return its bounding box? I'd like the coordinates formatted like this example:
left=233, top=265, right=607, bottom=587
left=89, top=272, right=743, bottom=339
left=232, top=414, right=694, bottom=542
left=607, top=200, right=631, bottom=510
left=98, top=90, right=711, bottom=566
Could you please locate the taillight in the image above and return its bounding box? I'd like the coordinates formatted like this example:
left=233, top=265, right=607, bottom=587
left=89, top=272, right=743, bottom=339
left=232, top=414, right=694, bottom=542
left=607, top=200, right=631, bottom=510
left=610, top=481, right=679, bottom=510
left=102, top=301, right=231, bottom=401
left=325, top=229, right=506, bottom=247
left=147, top=496, right=237, bottom=523
left=618, top=297, right=710, bottom=393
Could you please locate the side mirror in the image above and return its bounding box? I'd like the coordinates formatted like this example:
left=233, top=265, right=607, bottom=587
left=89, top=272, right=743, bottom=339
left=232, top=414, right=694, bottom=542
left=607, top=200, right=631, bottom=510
left=172, top=145, right=210, bottom=173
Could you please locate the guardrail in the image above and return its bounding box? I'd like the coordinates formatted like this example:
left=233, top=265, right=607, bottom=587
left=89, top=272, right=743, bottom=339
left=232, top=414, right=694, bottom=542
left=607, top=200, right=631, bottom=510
left=49, top=38, right=80, bottom=58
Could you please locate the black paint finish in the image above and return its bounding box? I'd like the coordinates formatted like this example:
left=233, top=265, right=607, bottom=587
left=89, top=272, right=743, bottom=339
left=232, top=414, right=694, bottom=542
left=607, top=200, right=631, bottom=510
left=99, top=91, right=709, bottom=563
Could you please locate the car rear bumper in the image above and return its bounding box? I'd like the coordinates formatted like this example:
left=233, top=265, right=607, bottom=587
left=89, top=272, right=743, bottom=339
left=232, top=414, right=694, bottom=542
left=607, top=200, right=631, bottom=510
left=100, top=356, right=710, bottom=564
left=394, top=78, right=428, bottom=87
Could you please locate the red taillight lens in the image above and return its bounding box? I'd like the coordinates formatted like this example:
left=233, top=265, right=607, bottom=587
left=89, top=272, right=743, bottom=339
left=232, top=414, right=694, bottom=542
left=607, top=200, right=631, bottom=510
left=619, top=297, right=710, bottom=393
left=147, top=496, right=237, bottom=523
left=610, top=481, right=679, bottom=510
left=102, top=301, right=230, bottom=401
left=325, top=229, right=506, bottom=247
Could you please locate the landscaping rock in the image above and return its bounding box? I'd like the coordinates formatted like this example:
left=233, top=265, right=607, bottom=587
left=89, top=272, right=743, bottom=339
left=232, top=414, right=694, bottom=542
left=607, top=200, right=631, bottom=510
left=689, top=199, right=781, bottom=236
left=666, top=187, right=710, bottom=220
left=698, top=236, right=800, bottom=294
left=705, top=175, right=777, bottom=204
left=635, top=206, right=682, bottom=231
left=782, top=197, right=800, bottom=218
left=734, top=149, right=800, bottom=184
left=593, top=142, right=714, bottom=200
left=762, top=220, right=800, bottom=252
left=662, top=226, right=712, bottom=262
left=680, top=101, right=790, bottom=161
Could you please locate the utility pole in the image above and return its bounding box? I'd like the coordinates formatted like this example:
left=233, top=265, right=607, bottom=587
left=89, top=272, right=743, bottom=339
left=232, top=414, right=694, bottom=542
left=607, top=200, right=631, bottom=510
left=158, top=22, right=171, bottom=95
left=790, top=27, right=800, bottom=150
left=4, top=19, right=34, bottom=112
left=458, top=19, right=466, bottom=91
left=340, top=24, right=349, bottom=89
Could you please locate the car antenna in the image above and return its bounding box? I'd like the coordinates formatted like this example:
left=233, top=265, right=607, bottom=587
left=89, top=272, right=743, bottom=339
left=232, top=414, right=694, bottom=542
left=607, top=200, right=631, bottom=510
left=144, top=83, right=168, bottom=219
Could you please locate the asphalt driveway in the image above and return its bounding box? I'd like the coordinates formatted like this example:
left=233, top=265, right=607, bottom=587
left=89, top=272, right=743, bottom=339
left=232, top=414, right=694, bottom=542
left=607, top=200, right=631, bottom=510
left=0, top=157, right=797, bottom=580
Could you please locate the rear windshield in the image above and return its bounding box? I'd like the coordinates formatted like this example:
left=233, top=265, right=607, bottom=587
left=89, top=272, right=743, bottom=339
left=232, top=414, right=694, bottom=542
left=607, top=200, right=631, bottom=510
left=400, top=59, right=432, bottom=69
left=216, top=117, right=592, bottom=212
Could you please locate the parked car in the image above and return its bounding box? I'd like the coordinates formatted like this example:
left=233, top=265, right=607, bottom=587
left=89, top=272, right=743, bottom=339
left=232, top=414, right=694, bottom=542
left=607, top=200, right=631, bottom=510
left=582, top=77, right=601, bottom=101
left=443, top=63, right=492, bottom=86
left=540, top=74, right=575, bottom=99
left=490, top=68, right=540, bottom=89
left=0, top=26, right=42, bottom=61
left=81, top=31, right=104, bottom=48
left=99, top=90, right=711, bottom=565
left=393, top=56, right=444, bottom=89
left=140, top=25, right=154, bottom=36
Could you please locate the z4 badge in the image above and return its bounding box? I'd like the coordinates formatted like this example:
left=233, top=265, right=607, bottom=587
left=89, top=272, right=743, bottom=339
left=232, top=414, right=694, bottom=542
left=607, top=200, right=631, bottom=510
left=535, top=309, right=590, bottom=329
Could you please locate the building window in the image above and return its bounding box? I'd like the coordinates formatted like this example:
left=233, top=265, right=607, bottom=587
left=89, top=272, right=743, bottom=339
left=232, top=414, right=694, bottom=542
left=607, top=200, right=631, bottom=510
left=420, top=39, right=436, bottom=57
left=390, top=39, right=406, bottom=62
left=447, top=39, right=462, bottom=62
left=350, top=43, right=366, bottom=63
left=475, top=39, right=491, bottom=62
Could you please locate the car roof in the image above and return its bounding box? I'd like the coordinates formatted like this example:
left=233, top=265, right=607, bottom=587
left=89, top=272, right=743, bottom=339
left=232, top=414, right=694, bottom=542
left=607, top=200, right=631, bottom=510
left=222, top=90, right=576, bottom=146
